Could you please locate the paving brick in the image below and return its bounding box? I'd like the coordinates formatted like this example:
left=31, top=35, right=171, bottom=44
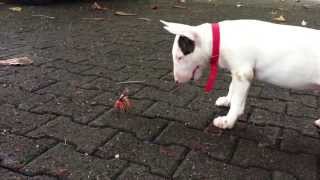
left=260, top=86, right=292, bottom=101
left=290, top=89, right=320, bottom=96
left=82, top=58, right=125, bottom=70
left=118, top=164, right=166, bottom=180
left=287, top=101, right=319, bottom=119
left=232, top=139, right=318, bottom=180
left=173, top=151, right=271, bottom=180
left=23, top=144, right=126, bottom=179
left=140, top=78, right=176, bottom=91
left=156, top=123, right=236, bottom=160
left=247, top=107, right=316, bottom=131
left=248, top=108, right=282, bottom=126
left=80, top=77, right=120, bottom=92
left=95, top=132, right=186, bottom=176
left=281, top=128, right=320, bottom=155
left=128, top=98, right=155, bottom=114
left=171, top=84, right=202, bottom=96
left=36, top=81, right=100, bottom=101
left=0, top=134, right=56, bottom=169
left=81, top=77, right=143, bottom=96
left=277, top=115, right=320, bottom=138
left=144, top=102, right=214, bottom=129
left=32, top=97, right=107, bottom=124
left=187, top=89, right=226, bottom=111
left=134, top=87, right=195, bottom=107
left=248, top=85, right=263, bottom=97
left=291, top=94, right=318, bottom=108
left=0, top=168, right=57, bottom=180
left=0, top=66, right=56, bottom=92
left=229, top=122, right=281, bottom=147
left=0, top=84, right=54, bottom=110
left=90, top=109, right=167, bottom=140
left=0, top=104, right=54, bottom=134
left=81, top=66, right=138, bottom=82
left=28, top=116, right=116, bottom=153
left=272, top=171, right=297, bottom=180
left=248, top=98, right=286, bottom=113
left=48, top=69, right=96, bottom=82
left=42, top=59, right=93, bottom=73
left=128, top=68, right=169, bottom=80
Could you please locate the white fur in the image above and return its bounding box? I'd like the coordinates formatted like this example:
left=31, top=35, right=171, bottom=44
left=161, top=19, right=320, bottom=129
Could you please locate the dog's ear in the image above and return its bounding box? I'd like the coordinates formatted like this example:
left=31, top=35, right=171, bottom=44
left=160, top=20, right=197, bottom=41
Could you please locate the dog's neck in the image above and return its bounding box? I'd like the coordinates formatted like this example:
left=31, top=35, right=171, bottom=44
left=196, top=23, right=221, bottom=69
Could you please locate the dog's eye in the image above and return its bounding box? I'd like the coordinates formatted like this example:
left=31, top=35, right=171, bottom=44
left=178, top=57, right=182, bottom=61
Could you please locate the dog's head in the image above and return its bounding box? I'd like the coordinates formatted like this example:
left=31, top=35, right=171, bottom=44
left=161, top=20, right=209, bottom=83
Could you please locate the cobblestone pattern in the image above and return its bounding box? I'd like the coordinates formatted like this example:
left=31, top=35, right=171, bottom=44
left=0, top=1, right=319, bottom=179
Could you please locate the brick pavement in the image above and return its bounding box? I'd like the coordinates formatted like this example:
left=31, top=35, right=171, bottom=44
left=0, top=0, right=319, bottom=179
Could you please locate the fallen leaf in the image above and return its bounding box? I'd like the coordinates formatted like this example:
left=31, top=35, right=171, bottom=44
left=32, top=14, right=55, bottom=19
left=114, top=11, right=136, bottom=16
left=9, top=7, right=22, bottom=12
left=81, top=17, right=105, bottom=21
left=173, top=5, right=187, bottom=9
left=236, top=3, right=244, bottom=8
left=91, top=2, right=108, bottom=11
left=137, top=17, right=151, bottom=21
left=0, top=57, right=33, bottom=66
left=270, top=10, right=278, bottom=15
left=301, top=19, right=307, bottom=26
left=273, top=15, right=286, bottom=22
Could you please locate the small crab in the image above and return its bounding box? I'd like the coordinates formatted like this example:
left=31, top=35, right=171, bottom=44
left=114, top=88, right=132, bottom=112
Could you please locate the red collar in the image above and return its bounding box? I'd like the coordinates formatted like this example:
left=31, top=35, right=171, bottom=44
left=204, top=23, right=220, bottom=93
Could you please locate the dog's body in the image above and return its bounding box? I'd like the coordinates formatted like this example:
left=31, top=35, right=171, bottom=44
left=161, top=19, right=320, bottom=129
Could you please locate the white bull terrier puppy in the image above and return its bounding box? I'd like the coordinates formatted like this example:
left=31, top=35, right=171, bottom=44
left=160, top=19, right=320, bottom=129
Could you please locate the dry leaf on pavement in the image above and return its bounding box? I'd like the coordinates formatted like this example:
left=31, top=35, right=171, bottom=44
left=173, top=5, right=187, bottom=9
left=114, top=11, right=136, bottom=16
left=9, top=7, right=22, bottom=12
left=0, top=57, right=33, bottom=66
left=91, top=2, right=108, bottom=11
left=236, top=3, right=244, bottom=7
left=273, top=15, right=286, bottom=22
left=81, top=17, right=105, bottom=21
left=137, top=17, right=151, bottom=21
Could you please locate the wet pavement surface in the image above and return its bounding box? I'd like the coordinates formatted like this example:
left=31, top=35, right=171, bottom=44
left=0, top=0, right=320, bottom=179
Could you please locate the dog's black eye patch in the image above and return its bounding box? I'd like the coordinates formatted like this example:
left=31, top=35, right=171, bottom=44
left=178, top=36, right=195, bottom=55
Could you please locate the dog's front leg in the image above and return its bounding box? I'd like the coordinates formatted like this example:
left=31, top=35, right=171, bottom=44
left=215, top=79, right=233, bottom=107
left=213, top=70, right=252, bottom=129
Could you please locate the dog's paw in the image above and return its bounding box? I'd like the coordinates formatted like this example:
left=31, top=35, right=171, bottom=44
left=215, top=96, right=230, bottom=107
left=213, top=116, right=234, bottom=129
left=314, top=119, right=320, bottom=128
